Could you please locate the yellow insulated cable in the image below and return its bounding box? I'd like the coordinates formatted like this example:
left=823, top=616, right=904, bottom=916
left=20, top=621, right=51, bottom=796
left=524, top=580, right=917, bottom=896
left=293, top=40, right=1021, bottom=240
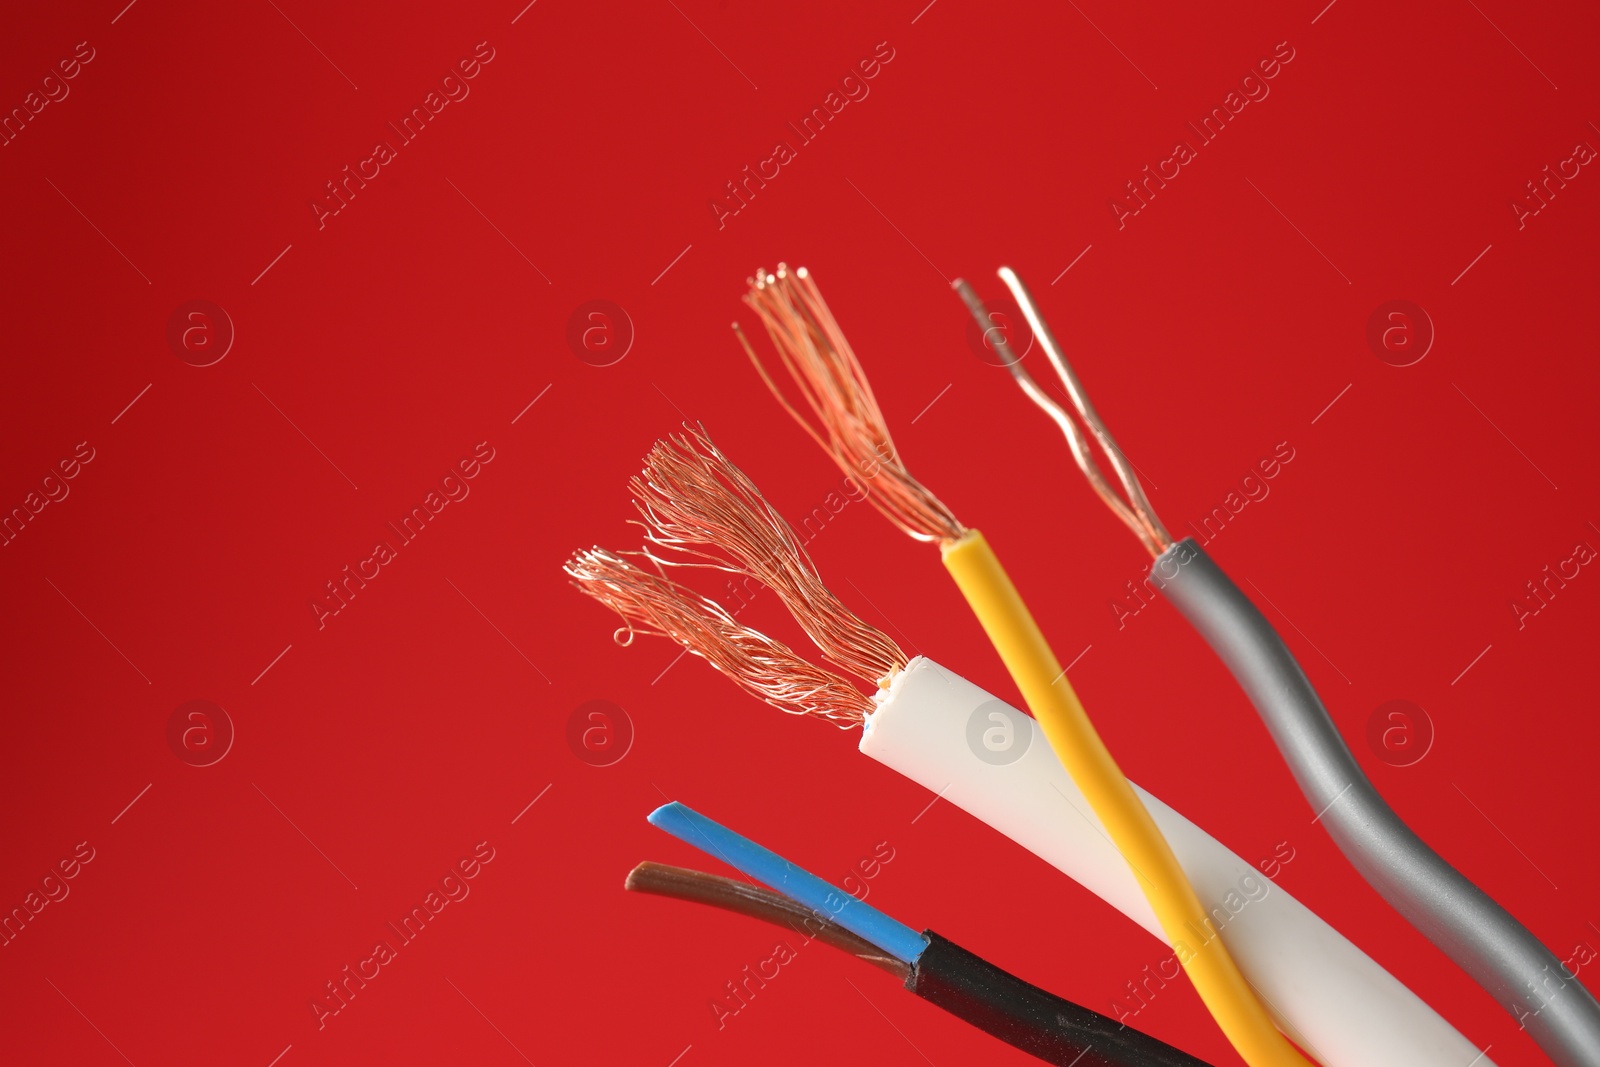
left=942, top=529, right=1315, bottom=1067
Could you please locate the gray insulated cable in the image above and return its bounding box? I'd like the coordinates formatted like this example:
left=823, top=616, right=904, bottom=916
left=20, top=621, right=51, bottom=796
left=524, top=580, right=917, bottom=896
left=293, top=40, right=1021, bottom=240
left=1154, top=538, right=1600, bottom=1067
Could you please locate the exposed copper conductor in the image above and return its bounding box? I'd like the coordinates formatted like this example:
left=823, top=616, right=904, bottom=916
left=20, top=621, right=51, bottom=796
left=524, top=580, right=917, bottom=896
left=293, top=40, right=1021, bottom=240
left=953, top=269, right=1172, bottom=557
left=565, top=547, right=872, bottom=728
left=631, top=425, right=906, bottom=686
left=736, top=264, right=966, bottom=545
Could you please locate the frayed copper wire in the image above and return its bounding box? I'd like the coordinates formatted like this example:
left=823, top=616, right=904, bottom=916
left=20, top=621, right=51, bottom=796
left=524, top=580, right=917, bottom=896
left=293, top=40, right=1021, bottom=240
left=565, top=547, right=872, bottom=728
left=736, top=264, right=966, bottom=545
left=630, top=425, right=906, bottom=687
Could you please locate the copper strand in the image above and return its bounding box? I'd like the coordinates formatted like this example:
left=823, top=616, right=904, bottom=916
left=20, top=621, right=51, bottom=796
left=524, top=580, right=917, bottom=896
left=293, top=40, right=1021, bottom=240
left=738, top=265, right=965, bottom=544
left=951, top=276, right=1165, bottom=557
left=994, top=266, right=1172, bottom=556
left=630, top=426, right=906, bottom=686
left=565, top=547, right=871, bottom=728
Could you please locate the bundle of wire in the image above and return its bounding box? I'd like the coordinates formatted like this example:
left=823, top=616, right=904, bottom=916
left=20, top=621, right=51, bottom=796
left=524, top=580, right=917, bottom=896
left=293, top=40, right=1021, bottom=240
left=564, top=425, right=1491, bottom=1067
left=632, top=801, right=1215, bottom=1067
left=738, top=266, right=1302, bottom=1066
left=953, top=266, right=1600, bottom=1067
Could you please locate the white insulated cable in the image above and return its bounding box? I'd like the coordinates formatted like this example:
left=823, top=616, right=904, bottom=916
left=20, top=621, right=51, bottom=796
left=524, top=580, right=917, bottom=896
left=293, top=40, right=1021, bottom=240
left=860, top=657, right=1494, bottom=1067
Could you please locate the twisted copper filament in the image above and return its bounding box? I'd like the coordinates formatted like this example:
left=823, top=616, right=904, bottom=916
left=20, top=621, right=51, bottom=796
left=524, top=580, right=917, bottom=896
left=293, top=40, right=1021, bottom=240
left=736, top=264, right=965, bottom=545
left=631, top=424, right=905, bottom=686
left=565, top=547, right=872, bottom=728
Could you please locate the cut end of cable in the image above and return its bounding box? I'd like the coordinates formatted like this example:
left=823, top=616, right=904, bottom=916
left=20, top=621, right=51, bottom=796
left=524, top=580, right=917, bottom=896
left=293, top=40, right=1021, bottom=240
left=739, top=263, right=966, bottom=545
left=958, top=267, right=1173, bottom=558
left=646, top=801, right=682, bottom=829
left=631, top=424, right=906, bottom=687
left=623, top=860, right=913, bottom=980
left=565, top=545, right=873, bottom=728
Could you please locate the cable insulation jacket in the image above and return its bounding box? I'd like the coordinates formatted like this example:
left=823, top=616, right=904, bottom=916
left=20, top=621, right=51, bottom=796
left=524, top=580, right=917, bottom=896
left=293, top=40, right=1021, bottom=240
left=860, top=656, right=1495, bottom=1067
left=647, top=801, right=928, bottom=965
left=912, top=931, right=1212, bottom=1067
left=628, top=861, right=1214, bottom=1066
left=941, top=530, right=1312, bottom=1067
left=1154, top=538, right=1600, bottom=1067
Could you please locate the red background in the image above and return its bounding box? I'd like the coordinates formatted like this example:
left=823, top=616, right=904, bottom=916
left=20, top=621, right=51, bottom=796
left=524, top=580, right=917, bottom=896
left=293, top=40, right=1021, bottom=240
left=2, top=1, right=1598, bottom=1065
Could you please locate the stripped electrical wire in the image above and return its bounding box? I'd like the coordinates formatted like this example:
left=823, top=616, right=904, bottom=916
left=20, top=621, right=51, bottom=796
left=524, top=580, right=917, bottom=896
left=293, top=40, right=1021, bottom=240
left=736, top=266, right=963, bottom=544
left=736, top=264, right=1312, bottom=1067
left=962, top=266, right=1600, bottom=1067
left=631, top=425, right=904, bottom=686
left=952, top=268, right=1171, bottom=557
left=566, top=425, right=1495, bottom=1067
left=637, top=803, right=1216, bottom=1067
left=563, top=546, right=871, bottom=727
left=626, top=861, right=908, bottom=978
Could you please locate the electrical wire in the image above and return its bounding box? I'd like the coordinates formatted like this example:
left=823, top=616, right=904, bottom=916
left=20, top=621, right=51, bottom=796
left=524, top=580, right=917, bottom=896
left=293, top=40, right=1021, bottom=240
left=626, top=861, right=908, bottom=977
left=648, top=801, right=928, bottom=964
left=973, top=265, right=1600, bottom=1067
left=634, top=806, right=1216, bottom=1067
left=566, top=427, right=1497, bottom=1067
left=1158, top=540, right=1600, bottom=1067
left=738, top=264, right=1314, bottom=1067
left=952, top=272, right=1170, bottom=557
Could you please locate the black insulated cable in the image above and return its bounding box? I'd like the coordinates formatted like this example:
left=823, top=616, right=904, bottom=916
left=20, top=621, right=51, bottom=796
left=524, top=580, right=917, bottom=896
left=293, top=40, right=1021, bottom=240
left=912, top=931, right=1213, bottom=1067
left=627, top=862, right=1214, bottom=1067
